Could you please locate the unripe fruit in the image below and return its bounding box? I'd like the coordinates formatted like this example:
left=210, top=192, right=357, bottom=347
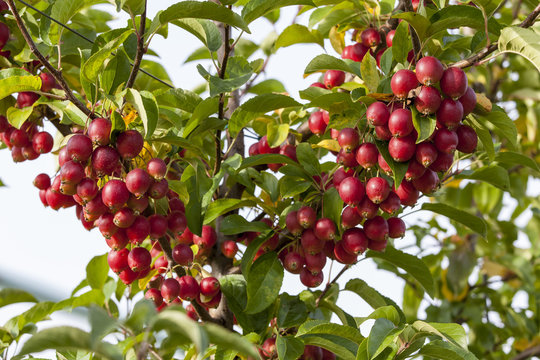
left=388, top=135, right=416, bottom=162
left=415, top=141, right=438, bottom=167
left=305, top=252, right=327, bottom=273
left=334, top=241, right=358, bottom=264
left=412, top=168, right=439, bottom=194
left=33, top=173, right=51, bottom=190
left=386, top=30, right=395, bottom=47
left=147, top=158, right=167, bottom=180
left=161, top=278, right=181, bottom=303
left=148, top=214, right=168, bottom=239
left=283, top=251, right=305, bottom=274
left=116, top=130, right=144, bottom=159
left=365, top=177, right=391, bottom=204
left=341, top=206, right=362, bottom=229
left=172, top=244, right=194, bottom=266
left=414, top=86, right=442, bottom=115
left=379, top=191, right=401, bottom=214
left=88, top=118, right=112, bottom=145
left=17, top=92, right=39, bottom=108
left=125, top=168, right=152, bottom=197
left=332, top=167, right=353, bottom=187
left=456, top=124, right=478, bottom=153
left=113, top=207, right=136, bottom=228
left=342, top=228, right=368, bottom=255
left=429, top=151, right=454, bottom=173
left=324, top=70, right=345, bottom=88
left=102, top=179, right=130, bottom=210
left=338, top=177, right=365, bottom=206
left=436, top=98, right=464, bottom=129
left=388, top=217, right=406, bottom=238
left=415, top=56, right=444, bottom=85
left=91, top=146, right=120, bottom=176
left=128, top=247, right=151, bottom=272
left=309, top=110, right=328, bottom=135
left=145, top=288, right=163, bottom=307
left=440, top=67, right=468, bottom=99
left=395, top=180, right=420, bottom=206
left=193, top=225, right=217, bottom=249
left=361, top=28, right=381, bottom=47
left=342, top=43, right=368, bottom=62
left=405, top=158, right=426, bottom=180
left=458, top=86, right=477, bottom=116
left=297, top=206, right=317, bottom=229
left=364, top=216, right=389, bottom=242
left=301, top=228, right=325, bottom=255
left=366, top=102, right=390, bottom=126
left=388, top=108, right=414, bottom=137
left=178, top=275, right=200, bottom=300
left=338, top=128, right=359, bottom=153
left=391, top=69, right=419, bottom=99
left=66, top=134, right=93, bottom=163
left=221, top=240, right=238, bottom=258
left=32, top=131, right=53, bottom=154
left=434, top=128, right=459, bottom=154
left=200, top=277, right=220, bottom=297
left=126, top=215, right=151, bottom=244
left=300, top=268, right=324, bottom=287
left=108, top=248, right=129, bottom=273
left=337, top=149, right=359, bottom=168
left=314, top=218, right=337, bottom=241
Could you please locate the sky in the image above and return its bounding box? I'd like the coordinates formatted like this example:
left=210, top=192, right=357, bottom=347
left=0, top=0, right=534, bottom=344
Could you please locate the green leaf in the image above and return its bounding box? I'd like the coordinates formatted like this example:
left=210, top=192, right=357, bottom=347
left=246, top=252, right=284, bottom=314
left=319, top=299, right=357, bottom=328
left=0, top=70, right=41, bottom=101
left=7, top=106, right=35, bottom=129
left=304, top=54, right=359, bottom=77
left=152, top=309, right=209, bottom=357
left=277, top=335, right=305, bottom=360
left=229, top=94, right=301, bottom=136
left=86, top=254, right=109, bottom=290
left=392, top=12, right=430, bottom=41
left=156, top=88, right=202, bottom=113
left=203, top=323, right=259, bottom=359
left=158, top=1, right=250, bottom=33
left=496, top=151, right=540, bottom=172
left=296, top=322, right=362, bottom=360
left=184, top=168, right=204, bottom=236
left=17, top=327, right=122, bottom=360
left=498, top=27, right=540, bottom=73
left=412, top=321, right=468, bottom=349
left=296, top=143, right=321, bottom=176
left=374, top=140, right=408, bottom=188
left=267, top=123, right=290, bottom=148
left=467, top=117, right=494, bottom=161
left=81, top=29, right=134, bottom=83
left=322, top=187, right=343, bottom=230
left=173, top=19, right=222, bottom=52
left=411, top=109, right=436, bottom=144
left=418, top=340, right=478, bottom=360
left=88, top=306, right=118, bottom=347
left=277, top=293, right=308, bottom=328
left=248, top=79, right=287, bottom=95
left=204, top=199, right=254, bottom=224
left=0, top=289, right=37, bottom=307
left=460, top=164, right=510, bottom=191
left=242, top=0, right=316, bottom=24
left=392, top=21, right=410, bottom=64
left=360, top=53, right=379, bottom=93
left=476, top=110, right=518, bottom=149
left=427, top=5, right=501, bottom=37
left=101, top=49, right=131, bottom=95
left=220, top=214, right=271, bottom=235
left=367, top=246, right=436, bottom=298
left=421, top=203, right=487, bottom=237
left=239, top=154, right=299, bottom=170
left=126, top=89, right=159, bottom=139
left=357, top=306, right=402, bottom=326
left=367, top=318, right=395, bottom=359
left=275, top=24, right=324, bottom=49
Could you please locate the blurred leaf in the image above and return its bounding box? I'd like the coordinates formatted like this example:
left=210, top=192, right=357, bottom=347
left=242, top=0, right=316, bottom=24
left=275, top=24, right=324, bottom=49
left=427, top=5, right=501, bottom=37
left=204, top=199, right=254, bottom=224
left=421, top=203, right=487, bottom=236
left=267, top=123, right=290, bottom=147
left=126, top=89, right=159, bottom=139
left=0, top=289, right=37, bottom=308
left=304, top=54, right=360, bottom=77
left=498, top=26, right=540, bottom=74
left=496, top=151, right=539, bottom=172
left=296, top=322, right=362, bottom=360
left=322, top=187, right=343, bottom=231
left=203, top=323, right=259, bottom=359
left=476, top=109, right=517, bottom=150
left=417, top=339, right=478, bottom=359
left=413, top=321, right=468, bottom=349
left=367, top=318, right=396, bottom=359
left=392, top=12, right=430, bottom=41
left=239, top=154, right=299, bottom=170
left=86, top=254, right=109, bottom=290
left=248, top=79, right=286, bottom=95
left=459, top=164, right=510, bottom=191
left=220, top=214, right=271, bottom=235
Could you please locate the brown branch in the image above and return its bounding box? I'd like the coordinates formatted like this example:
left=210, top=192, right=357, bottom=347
left=512, top=345, right=540, bottom=360
left=403, top=0, right=422, bottom=62
left=5, top=0, right=94, bottom=120
left=125, top=1, right=147, bottom=89
left=453, top=2, right=540, bottom=68
left=315, top=265, right=350, bottom=306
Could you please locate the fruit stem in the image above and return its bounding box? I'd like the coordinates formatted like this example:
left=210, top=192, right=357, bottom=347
left=125, top=0, right=147, bottom=89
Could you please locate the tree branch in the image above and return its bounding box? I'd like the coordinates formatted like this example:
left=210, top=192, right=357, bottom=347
left=453, top=2, right=540, bottom=68
left=403, top=0, right=422, bottom=62
left=315, top=265, right=350, bottom=306
left=5, top=0, right=94, bottom=120
left=125, top=1, right=147, bottom=89
left=512, top=344, right=540, bottom=360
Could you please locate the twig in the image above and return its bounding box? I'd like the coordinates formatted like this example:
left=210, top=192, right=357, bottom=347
left=512, top=345, right=540, bottom=360
left=315, top=265, right=350, bottom=306
left=126, top=1, right=147, bottom=89
left=452, top=2, right=540, bottom=68
left=5, top=0, right=94, bottom=119
left=403, top=0, right=422, bottom=61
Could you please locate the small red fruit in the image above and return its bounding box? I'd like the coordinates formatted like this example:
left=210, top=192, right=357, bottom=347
left=391, top=69, right=419, bottom=99
left=440, top=67, right=468, bottom=99
left=324, top=70, right=346, bottom=88
left=297, top=206, right=317, bottom=229
left=414, top=86, right=442, bottom=115
left=88, top=117, right=112, bottom=145
left=128, top=247, right=152, bottom=272
left=314, top=218, right=337, bottom=241
left=366, top=102, right=390, bottom=126
left=361, top=28, right=381, bottom=47
left=364, top=216, right=389, bottom=242
left=116, top=130, right=144, bottom=159
left=415, top=56, right=444, bottom=86
left=338, top=177, right=365, bottom=206
left=456, top=124, right=478, bottom=153
left=388, top=108, right=414, bottom=137
left=32, top=131, right=53, bottom=154
left=342, top=227, right=368, bottom=255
